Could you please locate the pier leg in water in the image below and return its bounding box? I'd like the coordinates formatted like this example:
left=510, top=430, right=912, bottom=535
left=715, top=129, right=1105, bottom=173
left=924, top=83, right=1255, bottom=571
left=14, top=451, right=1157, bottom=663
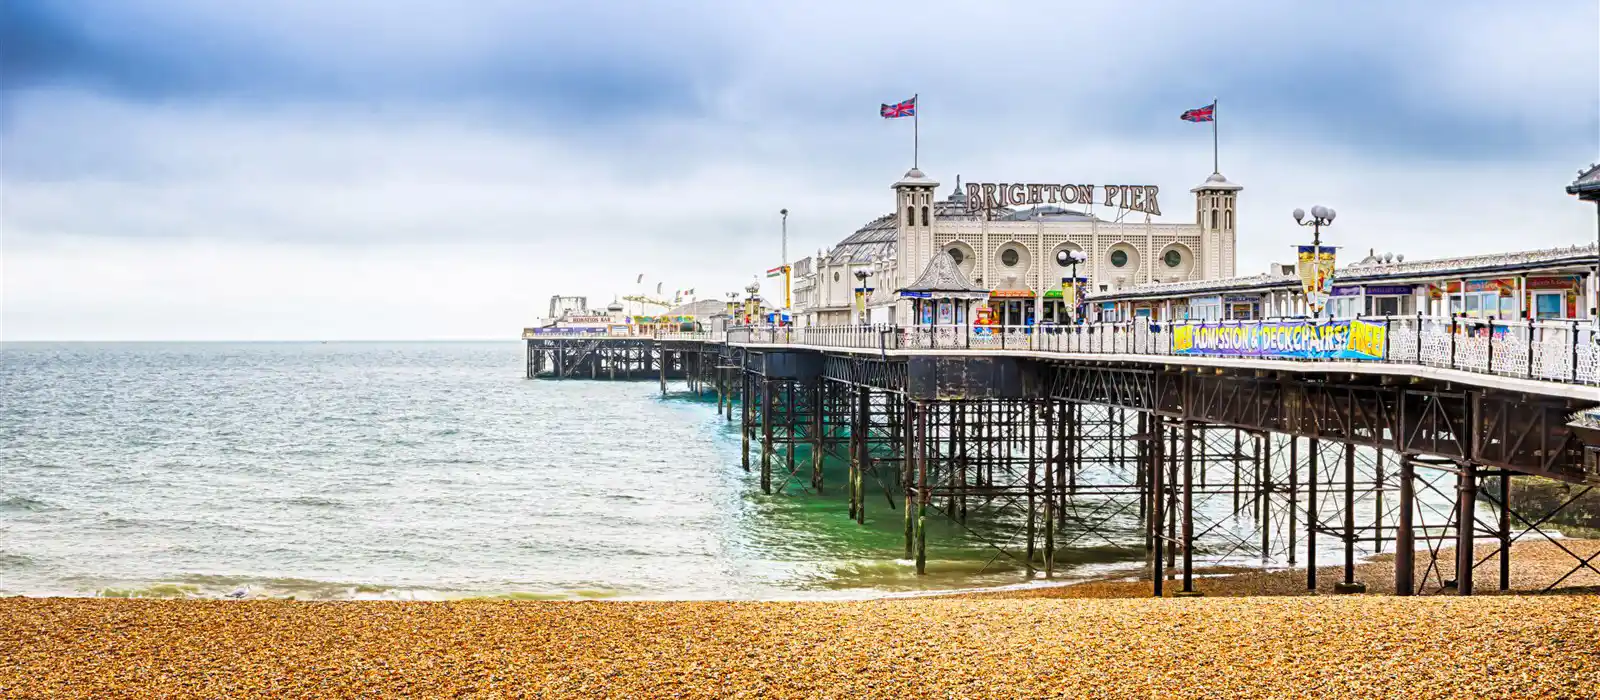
left=1026, top=401, right=1038, bottom=576
left=1043, top=401, right=1055, bottom=578
left=810, top=381, right=823, bottom=493
left=1149, top=415, right=1165, bottom=596
left=761, top=381, right=773, bottom=494
left=855, top=387, right=869, bottom=525
left=921, top=399, right=934, bottom=575
left=848, top=389, right=860, bottom=521
left=658, top=350, right=667, bottom=395
left=903, top=401, right=916, bottom=560
left=1177, top=420, right=1200, bottom=597
left=740, top=372, right=751, bottom=472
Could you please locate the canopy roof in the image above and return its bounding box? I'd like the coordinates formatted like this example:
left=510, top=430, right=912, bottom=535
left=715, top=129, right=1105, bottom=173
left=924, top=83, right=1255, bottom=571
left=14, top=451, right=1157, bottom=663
left=900, top=249, right=989, bottom=300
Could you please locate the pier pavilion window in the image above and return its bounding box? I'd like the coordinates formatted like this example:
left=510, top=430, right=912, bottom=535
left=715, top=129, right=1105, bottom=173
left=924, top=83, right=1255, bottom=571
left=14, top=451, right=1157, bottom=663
left=1533, top=291, right=1564, bottom=319
left=921, top=206, right=929, bottom=226
left=1001, top=249, right=1019, bottom=267
left=906, top=206, right=914, bottom=225
left=947, top=248, right=965, bottom=266
left=1110, top=250, right=1128, bottom=267
left=1163, top=250, right=1182, bottom=268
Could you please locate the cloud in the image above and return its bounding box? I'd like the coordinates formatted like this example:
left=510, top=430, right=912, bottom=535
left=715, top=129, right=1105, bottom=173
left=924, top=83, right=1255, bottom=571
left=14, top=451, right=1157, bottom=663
left=2, top=0, right=1596, bottom=340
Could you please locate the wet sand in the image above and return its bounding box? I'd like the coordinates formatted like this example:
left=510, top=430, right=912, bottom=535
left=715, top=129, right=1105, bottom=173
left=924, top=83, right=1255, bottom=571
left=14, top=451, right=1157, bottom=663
left=2, top=540, right=1597, bottom=699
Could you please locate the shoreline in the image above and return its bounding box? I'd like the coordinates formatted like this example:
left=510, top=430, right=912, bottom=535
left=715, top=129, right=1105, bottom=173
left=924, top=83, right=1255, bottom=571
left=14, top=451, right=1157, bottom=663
left=10, top=537, right=1597, bottom=604
left=2, top=540, right=1595, bottom=697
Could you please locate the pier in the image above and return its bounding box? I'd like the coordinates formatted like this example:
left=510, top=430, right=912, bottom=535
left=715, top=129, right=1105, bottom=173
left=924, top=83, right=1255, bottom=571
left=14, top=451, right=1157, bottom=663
left=526, top=317, right=1600, bottom=597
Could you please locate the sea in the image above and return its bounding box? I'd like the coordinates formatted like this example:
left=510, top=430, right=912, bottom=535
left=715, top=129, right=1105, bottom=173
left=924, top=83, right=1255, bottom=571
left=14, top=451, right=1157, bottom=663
left=1, top=341, right=1147, bottom=601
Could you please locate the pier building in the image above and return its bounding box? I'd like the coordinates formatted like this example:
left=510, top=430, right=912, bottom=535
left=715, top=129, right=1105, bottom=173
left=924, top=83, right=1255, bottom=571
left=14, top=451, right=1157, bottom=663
left=1091, top=243, right=1599, bottom=324
left=521, top=164, right=1600, bottom=599
left=793, top=169, right=1242, bottom=329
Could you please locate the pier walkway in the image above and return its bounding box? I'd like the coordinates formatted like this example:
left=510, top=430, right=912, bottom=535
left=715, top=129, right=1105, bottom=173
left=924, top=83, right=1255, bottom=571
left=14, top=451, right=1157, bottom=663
left=532, top=315, right=1600, bottom=597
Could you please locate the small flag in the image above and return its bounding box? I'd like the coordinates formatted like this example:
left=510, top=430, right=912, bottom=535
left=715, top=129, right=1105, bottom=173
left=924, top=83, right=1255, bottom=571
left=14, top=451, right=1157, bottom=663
left=880, top=97, right=915, bottom=118
left=685, top=288, right=694, bottom=295
left=1180, top=103, right=1215, bottom=122
left=766, top=266, right=785, bottom=278
left=656, top=282, right=663, bottom=294
left=636, top=273, right=644, bottom=284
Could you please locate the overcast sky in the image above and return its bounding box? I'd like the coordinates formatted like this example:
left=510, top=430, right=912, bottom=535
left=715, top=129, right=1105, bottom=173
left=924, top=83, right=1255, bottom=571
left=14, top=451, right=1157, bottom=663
left=3, top=0, right=1597, bottom=340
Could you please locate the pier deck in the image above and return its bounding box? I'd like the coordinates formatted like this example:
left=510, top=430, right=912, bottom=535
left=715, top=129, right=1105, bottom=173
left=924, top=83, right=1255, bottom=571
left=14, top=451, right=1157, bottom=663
left=525, top=318, right=1600, bottom=597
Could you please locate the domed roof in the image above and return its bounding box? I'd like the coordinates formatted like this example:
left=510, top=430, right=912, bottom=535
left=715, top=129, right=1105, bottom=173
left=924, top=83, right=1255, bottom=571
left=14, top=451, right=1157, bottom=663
left=825, top=182, right=988, bottom=266
left=999, top=205, right=1099, bottom=222
left=606, top=300, right=624, bottom=311
left=1192, top=171, right=1242, bottom=192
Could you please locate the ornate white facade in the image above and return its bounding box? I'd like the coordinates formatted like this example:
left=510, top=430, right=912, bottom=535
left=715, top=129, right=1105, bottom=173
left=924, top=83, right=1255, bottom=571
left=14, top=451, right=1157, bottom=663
left=794, top=168, right=1242, bottom=326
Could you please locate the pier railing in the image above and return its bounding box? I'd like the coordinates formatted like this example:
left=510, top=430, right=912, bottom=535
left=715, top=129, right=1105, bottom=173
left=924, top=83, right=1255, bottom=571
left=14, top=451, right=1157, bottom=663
left=722, top=316, right=1600, bottom=386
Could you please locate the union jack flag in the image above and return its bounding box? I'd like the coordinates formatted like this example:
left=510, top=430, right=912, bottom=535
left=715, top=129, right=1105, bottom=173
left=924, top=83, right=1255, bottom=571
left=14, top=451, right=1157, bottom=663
left=1180, top=103, right=1215, bottom=122
left=880, top=98, right=916, bottom=118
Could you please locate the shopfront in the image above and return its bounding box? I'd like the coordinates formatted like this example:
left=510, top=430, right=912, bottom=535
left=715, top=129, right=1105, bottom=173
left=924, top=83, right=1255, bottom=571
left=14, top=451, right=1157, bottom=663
left=1188, top=295, right=1223, bottom=321
left=1431, top=279, right=1521, bottom=319
left=1524, top=275, right=1583, bottom=319
left=989, top=289, right=1036, bottom=326
left=1361, top=285, right=1415, bottom=316
left=1223, top=294, right=1260, bottom=320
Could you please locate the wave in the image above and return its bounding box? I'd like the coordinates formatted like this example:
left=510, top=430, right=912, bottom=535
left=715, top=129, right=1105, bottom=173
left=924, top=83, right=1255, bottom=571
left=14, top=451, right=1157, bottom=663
left=0, top=553, right=37, bottom=569
left=0, top=496, right=56, bottom=512
left=78, top=574, right=636, bottom=601
left=277, top=495, right=348, bottom=508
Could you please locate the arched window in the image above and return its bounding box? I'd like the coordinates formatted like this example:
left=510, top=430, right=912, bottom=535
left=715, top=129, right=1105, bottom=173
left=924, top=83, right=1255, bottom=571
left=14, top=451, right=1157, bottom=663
left=1210, top=209, right=1219, bottom=229
left=921, top=206, right=929, bottom=226
left=906, top=206, right=914, bottom=225
left=1225, top=209, right=1233, bottom=230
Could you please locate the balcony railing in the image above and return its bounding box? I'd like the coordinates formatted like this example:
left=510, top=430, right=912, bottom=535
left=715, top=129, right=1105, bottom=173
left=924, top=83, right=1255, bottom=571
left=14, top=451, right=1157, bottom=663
left=716, top=317, right=1600, bottom=387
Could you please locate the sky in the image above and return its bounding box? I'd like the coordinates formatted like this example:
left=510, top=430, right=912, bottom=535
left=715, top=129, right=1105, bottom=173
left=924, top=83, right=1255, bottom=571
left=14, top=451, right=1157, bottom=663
left=2, top=0, right=1597, bottom=341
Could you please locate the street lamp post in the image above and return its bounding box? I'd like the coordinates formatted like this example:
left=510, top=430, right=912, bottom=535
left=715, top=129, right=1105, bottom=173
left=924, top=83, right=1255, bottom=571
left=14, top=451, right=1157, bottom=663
left=854, top=269, right=871, bottom=325
left=780, top=209, right=791, bottom=310
left=744, top=282, right=761, bottom=326
left=1293, top=205, right=1337, bottom=317
left=1056, top=249, right=1089, bottom=324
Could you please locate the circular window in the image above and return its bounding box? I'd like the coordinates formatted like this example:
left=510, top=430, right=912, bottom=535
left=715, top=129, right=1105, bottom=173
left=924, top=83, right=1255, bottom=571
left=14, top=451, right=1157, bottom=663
left=833, top=271, right=840, bottom=282
left=1111, top=250, right=1129, bottom=267
left=1001, top=249, right=1019, bottom=267
left=948, top=248, right=965, bottom=266
left=1163, top=250, right=1182, bottom=268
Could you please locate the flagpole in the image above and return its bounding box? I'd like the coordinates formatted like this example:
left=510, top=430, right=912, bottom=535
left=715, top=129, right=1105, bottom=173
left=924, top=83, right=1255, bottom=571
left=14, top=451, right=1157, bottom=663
left=913, top=93, right=919, bottom=170
left=1212, top=97, right=1219, bottom=174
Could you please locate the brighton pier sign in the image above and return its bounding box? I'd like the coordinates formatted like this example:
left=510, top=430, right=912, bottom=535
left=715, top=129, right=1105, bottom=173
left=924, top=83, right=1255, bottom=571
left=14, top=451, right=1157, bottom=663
left=965, top=182, right=1161, bottom=216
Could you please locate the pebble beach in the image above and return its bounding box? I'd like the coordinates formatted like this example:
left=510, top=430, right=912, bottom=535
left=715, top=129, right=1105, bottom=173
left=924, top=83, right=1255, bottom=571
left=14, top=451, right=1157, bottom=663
left=3, top=540, right=1598, bottom=699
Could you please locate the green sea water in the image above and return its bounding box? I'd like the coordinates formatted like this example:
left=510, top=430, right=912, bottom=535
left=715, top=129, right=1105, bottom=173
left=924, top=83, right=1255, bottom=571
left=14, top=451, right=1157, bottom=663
left=1, top=341, right=1148, bottom=601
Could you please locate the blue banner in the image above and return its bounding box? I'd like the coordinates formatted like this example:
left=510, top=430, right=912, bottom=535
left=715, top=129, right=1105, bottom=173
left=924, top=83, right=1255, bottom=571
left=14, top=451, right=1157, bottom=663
left=1171, top=319, right=1386, bottom=360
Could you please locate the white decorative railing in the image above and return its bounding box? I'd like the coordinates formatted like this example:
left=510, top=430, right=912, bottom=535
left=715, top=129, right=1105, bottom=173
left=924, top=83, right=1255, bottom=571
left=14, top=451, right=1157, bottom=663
left=718, top=317, right=1600, bottom=387
left=655, top=331, right=718, bottom=342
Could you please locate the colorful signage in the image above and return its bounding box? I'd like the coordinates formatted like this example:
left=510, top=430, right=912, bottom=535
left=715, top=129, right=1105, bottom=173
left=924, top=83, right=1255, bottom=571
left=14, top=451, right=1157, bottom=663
left=1297, top=246, right=1338, bottom=314
left=966, top=182, right=1162, bottom=216
left=989, top=289, right=1035, bottom=299
left=1363, top=285, right=1415, bottom=296
left=1171, top=319, right=1387, bottom=360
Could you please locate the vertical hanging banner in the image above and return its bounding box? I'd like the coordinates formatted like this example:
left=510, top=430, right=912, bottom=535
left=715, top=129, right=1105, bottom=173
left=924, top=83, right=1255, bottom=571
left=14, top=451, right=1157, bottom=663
left=1171, top=319, right=1387, bottom=360
left=1297, top=246, right=1338, bottom=315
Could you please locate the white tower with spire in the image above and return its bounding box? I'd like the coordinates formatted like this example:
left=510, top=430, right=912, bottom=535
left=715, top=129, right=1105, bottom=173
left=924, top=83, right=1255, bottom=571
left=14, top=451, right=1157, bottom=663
left=892, top=167, right=940, bottom=289
left=1192, top=172, right=1242, bottom=278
